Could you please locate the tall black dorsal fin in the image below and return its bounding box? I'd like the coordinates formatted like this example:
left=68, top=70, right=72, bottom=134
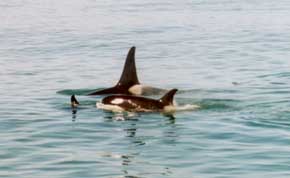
left=159, top=89, right=178, bottom=106
left=117, top=46, right=140, bottom=86
left=87, top=47, right=140, bottom=95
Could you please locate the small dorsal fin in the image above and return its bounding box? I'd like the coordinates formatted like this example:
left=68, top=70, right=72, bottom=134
left=71, top=94, right=79, bottom=107
left=159, top=89, right=178, bottom=106
left=117, top=46, right=140, bottom=86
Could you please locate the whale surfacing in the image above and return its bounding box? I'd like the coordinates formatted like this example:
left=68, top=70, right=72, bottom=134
left=97, top=89, right=178, bottom=112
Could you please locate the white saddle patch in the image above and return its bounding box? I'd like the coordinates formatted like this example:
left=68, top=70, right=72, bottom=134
left=129, top=84, right=143, bottom=95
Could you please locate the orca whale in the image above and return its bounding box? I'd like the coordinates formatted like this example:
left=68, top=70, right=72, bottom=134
left=98, top=89, right=178, bottom=112
left=71, top=94, right=79, bottom=115
left=88, top=46, right=166, bottom=96
left=71, top=94, right=79, bottom=108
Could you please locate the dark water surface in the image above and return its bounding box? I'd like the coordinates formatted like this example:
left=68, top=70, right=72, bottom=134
left=1, top=0, right=290, bottom=177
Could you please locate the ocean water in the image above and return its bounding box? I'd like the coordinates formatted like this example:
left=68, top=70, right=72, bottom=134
left=1, top=0, right=290, bottom=177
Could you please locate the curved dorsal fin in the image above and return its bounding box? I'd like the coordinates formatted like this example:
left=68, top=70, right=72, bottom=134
left=117, top=46, right=140, bottom=86
left=87, top=47, right=140, bottom=95
left=159, top=89, right=178, bottom=106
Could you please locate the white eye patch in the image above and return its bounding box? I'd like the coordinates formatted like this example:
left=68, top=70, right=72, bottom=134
left=111, top=98, right=124, bottom=104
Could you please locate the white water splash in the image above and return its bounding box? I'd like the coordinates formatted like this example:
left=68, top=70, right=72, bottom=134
left=164, top=104, right=200, bottom=113
left=174, top=104, right=201, bottom=111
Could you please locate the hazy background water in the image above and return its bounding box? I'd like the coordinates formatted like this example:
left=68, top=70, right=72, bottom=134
left=1, top=0, right=290, bottom=177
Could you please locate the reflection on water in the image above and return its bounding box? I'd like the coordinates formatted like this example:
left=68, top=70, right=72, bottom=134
left=94, top=112, right=179, bottom=177
left=124, top=126, right=137, bottom=138
left=71, top=108, right=77, bottom=121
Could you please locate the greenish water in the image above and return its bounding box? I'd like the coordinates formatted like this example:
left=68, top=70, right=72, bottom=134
left=1, top=0, right=290, bottom=177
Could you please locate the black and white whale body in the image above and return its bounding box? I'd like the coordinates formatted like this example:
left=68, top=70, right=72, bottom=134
left=71, top=94, right=79, bottom=108
left=98, top=89, right=178, bottom=112
left=88, top=46, right=166, bottom=96
left=70, top=94, right=79, bottom=115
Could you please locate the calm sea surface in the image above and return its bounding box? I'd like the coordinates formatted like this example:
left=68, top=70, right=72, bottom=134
left=1, top=0, right=290, bottom=177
